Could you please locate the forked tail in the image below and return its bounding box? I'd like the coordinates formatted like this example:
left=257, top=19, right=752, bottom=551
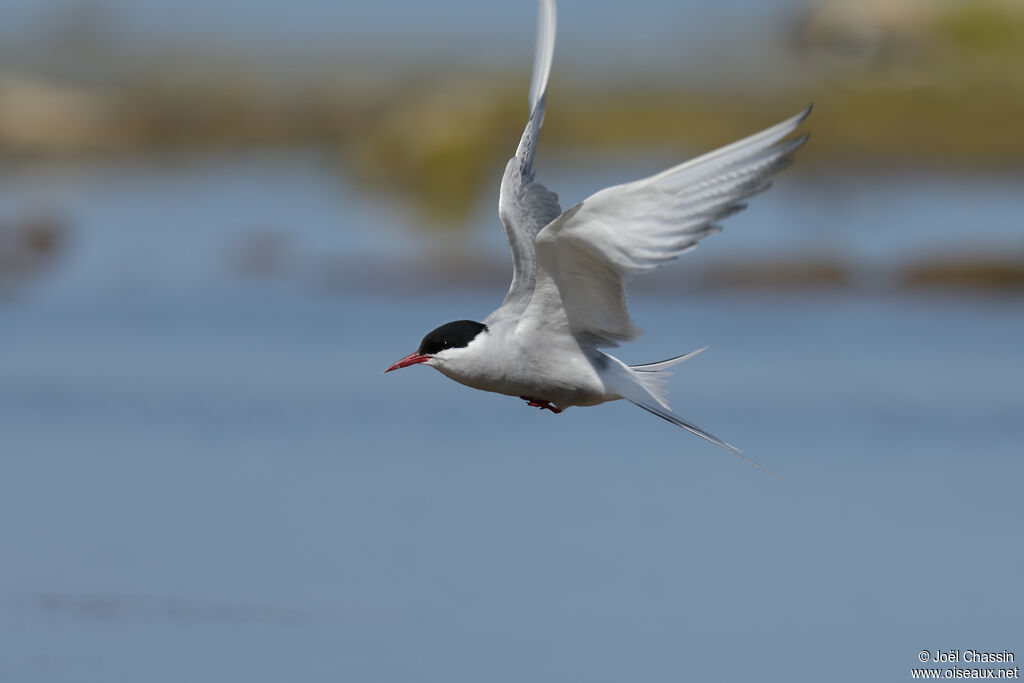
left=604, top=350, right=778, bottom=477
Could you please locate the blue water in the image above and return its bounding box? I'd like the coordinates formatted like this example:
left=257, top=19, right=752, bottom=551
left=1, top=153, right=1022, bottom=681
left=1, top=0, right=802, bottom=67
left=2, top=152, right=1022, bottom=298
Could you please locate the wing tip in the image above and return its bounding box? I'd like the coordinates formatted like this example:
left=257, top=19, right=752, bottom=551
left=528, top=0, right=558, bottom=113
left=797, top=102, right=814, bottom=125
left=785, top=133, right=810, bottom=156
left=774, top=105, right=813, bottom=142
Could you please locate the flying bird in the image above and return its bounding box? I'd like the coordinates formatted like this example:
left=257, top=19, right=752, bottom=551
left=385, top=0, right=810, bottom=473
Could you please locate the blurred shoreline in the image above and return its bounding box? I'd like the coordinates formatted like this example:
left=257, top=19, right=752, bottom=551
left=313, top=253, right=1024, bottom=297
left=1, top=0, right=1022, bottom=297
left=2, top=1, right=1022, bottom=162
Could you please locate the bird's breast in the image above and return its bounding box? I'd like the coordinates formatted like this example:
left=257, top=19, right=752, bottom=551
left=438, top=338, right=612, bottom=408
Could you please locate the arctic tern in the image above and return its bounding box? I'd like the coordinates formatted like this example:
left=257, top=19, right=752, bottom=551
left=385, top=0, right=810, bottom=473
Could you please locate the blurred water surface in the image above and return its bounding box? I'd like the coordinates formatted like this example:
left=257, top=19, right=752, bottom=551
left=0, top=153, right=1022, bottom=682
left=1, top=0, right=801, bottom=68
left=2, top=151, right=1022, bottom=297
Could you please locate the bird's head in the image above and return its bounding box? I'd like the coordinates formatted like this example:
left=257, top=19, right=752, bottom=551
left=384, top=320, right=489, bottom=373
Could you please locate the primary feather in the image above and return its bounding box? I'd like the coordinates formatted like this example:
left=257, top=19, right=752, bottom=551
left=518, top=106, right=811, bottom=347
left=497, top=0, right=562, bottom=311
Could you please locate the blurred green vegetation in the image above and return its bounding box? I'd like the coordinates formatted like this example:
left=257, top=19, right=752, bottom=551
left=939, top=1, right=1024, bottom=56
left=808, top=0, right=1024, bottom=165
left=350, top=0, right=1024, bottom=222
left=360, top=0, right=1024, bottom=225
left=1, top=0, right=1022, bottom=226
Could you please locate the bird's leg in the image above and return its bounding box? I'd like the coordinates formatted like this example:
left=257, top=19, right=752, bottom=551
left=519, top=396, right=562, bottom=414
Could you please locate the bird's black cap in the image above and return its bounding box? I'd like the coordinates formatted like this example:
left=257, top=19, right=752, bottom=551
left=417, top=320, right=488, bottom=355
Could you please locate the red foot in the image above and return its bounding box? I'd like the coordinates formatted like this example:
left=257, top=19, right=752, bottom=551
left=519, top=396, right=562, bottom=414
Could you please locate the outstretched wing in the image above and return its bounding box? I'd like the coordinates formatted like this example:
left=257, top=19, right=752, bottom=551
left=520, top=106, right=811, bottom=347
left=497, top=0, right=562, bottom=311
